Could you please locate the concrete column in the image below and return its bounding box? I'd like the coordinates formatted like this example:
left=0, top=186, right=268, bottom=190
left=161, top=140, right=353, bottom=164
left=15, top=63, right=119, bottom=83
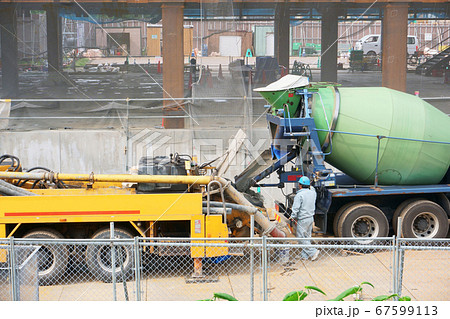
left=320, top=7, right=339, bottom=82
left=382, top=3, right=408, bottom=92
left=46, top=5, right=62, bottom=74
left=162, top=3, right=185, bottom=129
left=274, top=4, right=290, bottom=71
left=0, top=7, right=19, bottom=97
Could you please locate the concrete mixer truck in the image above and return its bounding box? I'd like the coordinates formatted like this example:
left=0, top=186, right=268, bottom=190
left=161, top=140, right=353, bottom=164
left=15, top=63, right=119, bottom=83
left=235, top=75, right=450, bottom=239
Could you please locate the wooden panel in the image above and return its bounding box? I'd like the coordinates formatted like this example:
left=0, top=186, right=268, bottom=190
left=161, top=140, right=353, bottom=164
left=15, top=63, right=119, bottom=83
left=183, top=27, right=193, bottom=57
left=147, top=26, right=161, bottom=56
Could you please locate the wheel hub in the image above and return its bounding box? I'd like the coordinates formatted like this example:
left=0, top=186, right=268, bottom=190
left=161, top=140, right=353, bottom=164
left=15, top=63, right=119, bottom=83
left=351, top=216, right=378, bottom=238
left=355, top=221, right=369, bottom=234
left=412, top=212, right=437, bottom=237
left=415, top=217, right=429, bottom=231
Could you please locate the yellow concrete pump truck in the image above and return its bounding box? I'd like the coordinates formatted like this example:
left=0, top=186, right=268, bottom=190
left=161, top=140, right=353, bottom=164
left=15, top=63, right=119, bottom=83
left=0, top=154, right=289, bottom=283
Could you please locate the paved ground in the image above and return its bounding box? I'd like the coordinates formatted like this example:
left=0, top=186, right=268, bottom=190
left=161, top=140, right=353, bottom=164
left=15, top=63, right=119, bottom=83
left=32, top=247, right=449, bottom=301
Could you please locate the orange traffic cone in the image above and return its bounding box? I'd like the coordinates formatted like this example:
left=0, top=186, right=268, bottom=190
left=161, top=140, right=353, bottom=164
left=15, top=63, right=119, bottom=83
left=157, top=61, right=161, bottom=74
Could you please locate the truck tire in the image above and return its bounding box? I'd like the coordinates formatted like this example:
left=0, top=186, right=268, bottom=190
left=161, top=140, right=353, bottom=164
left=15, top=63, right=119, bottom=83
left=86, top=228, right=134, bottom=282
left=333, top=202, right=362, bottom=237
left=23, top=228, right=68, bottom=285
left=392, top=198, right=421, bottom=235
left=337, top=202, right=389, bottom=239
left=398, top=200, right=449, bottom=238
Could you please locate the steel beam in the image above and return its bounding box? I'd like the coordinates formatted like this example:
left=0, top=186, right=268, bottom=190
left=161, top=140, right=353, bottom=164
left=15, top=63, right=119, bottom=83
left=46, top=4, right=62, bottom=74
left=274, top=3, right=290, bottom=71
left=162, top=3, right=185, bottom=129
left=320, top=6, right=338, bottom=83
left=0, top=6, right=19, bottom=98
left=382, top=3, right=408, bottom=92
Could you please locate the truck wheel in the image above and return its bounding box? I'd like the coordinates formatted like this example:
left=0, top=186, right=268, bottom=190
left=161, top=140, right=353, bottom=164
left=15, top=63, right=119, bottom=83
left=392, top=198, right=421, bottom=235
left=367, top=51, right=377, bottom=57
left=23, top=228, right=68, bottom=285
left=333, top=202, right=361, bottom=237
left=398, top=200, right=448, bottom=238
left=86, top=228, right=134, bottom=282
left=337, top=202, right=389, bottom=239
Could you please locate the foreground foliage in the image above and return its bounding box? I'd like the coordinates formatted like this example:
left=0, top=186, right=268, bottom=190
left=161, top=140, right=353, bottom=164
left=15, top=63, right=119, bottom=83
left=202, top=282, right=411, bottom=301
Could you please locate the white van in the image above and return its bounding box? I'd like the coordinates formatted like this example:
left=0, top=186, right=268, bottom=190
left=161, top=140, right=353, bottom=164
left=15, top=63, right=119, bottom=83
left=354, top=34, right=418, bottom=56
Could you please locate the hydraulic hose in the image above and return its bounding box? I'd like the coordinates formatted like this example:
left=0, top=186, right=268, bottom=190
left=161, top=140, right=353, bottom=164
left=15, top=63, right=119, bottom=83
left=0, top=179, right=38, bottom=196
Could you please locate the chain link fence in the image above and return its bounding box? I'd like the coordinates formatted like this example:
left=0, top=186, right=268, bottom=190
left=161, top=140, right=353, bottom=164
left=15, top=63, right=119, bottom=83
left=396, top=239, right=450, bottom=301
left=0, top=236, right=448, bottom=301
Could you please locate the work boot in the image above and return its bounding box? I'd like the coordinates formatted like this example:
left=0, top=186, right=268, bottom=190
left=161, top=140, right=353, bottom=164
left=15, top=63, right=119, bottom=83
left=311, top=250, right=320, bottom=261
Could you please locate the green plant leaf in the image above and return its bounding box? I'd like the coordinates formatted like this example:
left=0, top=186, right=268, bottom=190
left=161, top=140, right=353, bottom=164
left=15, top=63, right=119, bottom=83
left=371, top=294, right=398, bottom=301
left=329, top=286, right=361, bottom=301
left=283, top=290, right=308, bottom=301
left=360, top=282, right=374, bottom=289
left=213, top=292, right=238, bottom=301
left=304, top=286, right=326, bottom=296
left=399, top=296, right=412, bottom=301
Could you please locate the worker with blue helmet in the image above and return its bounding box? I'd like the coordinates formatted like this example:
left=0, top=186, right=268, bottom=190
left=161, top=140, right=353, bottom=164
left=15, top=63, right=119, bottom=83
left=290, top=175, right=320, bottom=261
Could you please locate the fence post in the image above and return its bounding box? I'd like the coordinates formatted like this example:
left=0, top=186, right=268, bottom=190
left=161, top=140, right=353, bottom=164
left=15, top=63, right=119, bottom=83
left=392, top=235, right=398, bottom=298
left=397, top=246, right=405, bottom=298
left=9, top=237, right=18, bottom=301
left=394, top=217, right=404, bottom=300
left=110, top=222, right=117, bottom=301
left=262, top=236, right=268, bottom=301
left=250, top=213, right=254, bottom=301
left=134, top=237, right=141, bottom=301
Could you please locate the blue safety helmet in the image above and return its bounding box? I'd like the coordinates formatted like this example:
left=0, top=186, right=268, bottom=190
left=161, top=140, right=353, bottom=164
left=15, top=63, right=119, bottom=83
left=298, top=176, right=310, bottom=186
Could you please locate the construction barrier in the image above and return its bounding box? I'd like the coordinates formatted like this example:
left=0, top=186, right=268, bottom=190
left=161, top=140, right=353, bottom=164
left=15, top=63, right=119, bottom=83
left=0, top=236, right=447, bottom=301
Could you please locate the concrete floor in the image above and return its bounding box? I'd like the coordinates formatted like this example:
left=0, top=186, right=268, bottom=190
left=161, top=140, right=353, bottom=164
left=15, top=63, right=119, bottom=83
left=32, top=248, right=449, bottom=301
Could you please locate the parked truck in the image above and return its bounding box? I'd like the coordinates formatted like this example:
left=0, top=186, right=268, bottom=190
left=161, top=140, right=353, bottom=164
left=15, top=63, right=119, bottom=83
left=237, top=75, right=450, bottom=240
left=0, top=153, right=288, bottom=284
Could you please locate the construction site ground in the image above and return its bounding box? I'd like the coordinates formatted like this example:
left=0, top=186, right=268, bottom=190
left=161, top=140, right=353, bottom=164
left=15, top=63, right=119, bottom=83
left=33, top=248, right=449, bottom=301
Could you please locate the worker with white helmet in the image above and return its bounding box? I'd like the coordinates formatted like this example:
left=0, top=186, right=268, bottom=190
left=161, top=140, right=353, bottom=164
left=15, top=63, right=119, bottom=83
left=290, top=176, right=320, bottom=261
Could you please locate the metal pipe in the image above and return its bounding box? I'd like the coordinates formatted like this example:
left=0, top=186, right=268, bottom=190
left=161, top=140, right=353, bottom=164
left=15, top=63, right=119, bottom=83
left=201, top=207, right=232, bottom=215
left=250, top=214, right=255, bottom=301
left=262, top=236, right=268, bottom=301
left=0, top=171, right=213, bottom=185
left=216, top=177, right=286, bottom=238
left=374, top=136, right=383, bottom=188
left=203, top=201, right=259, bottom=215
left=110, top=222, right=117, bottom=301
left=9, top=237, right=18, bottom=301
left=134, top=237, right=141, bottom=301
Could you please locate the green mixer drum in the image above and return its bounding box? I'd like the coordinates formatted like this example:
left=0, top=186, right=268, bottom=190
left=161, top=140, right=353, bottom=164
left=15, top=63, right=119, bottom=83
left=311, top=87, right=450, bottom=185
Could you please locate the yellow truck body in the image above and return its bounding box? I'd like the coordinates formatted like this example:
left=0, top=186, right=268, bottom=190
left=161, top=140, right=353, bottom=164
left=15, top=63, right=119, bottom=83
left=0, top=191, right=229, bottom=263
